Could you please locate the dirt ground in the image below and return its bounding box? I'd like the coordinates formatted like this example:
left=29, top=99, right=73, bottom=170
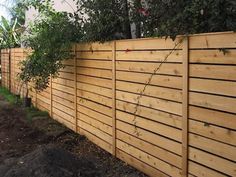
left=0, top=95, right=147, bottom=177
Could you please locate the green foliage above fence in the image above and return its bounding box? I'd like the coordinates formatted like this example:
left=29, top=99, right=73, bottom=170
left=75, top=0, right=236, bottom=40
left=142, top=0, right=236, bottom=39
left=20, top=9, right=82, bottom=90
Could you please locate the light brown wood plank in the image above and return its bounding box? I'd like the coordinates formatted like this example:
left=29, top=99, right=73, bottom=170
left=116, top=120, right=182, bottom=155
left=188, top=161, right=227, bottom=177
left=52, top=107, right=74, bottom=124
left=117, top=140, right=182, bottom=177
left=52, top=82, right=74, bottom=94
left=189, top=119, right=236, bottom=146
left=189, top=147, right=236, bottom=176
left=78, top=111, right=112, bottom=135
left=116, top=81, right=182, bottom=102
left=116, top=130, right=182, bottom=168
left=116, top=61, right=182, bottom=76
left=189, top=106, right=236, bottom=130
left=79, top=128, right=112, bottom=153
left=189, top=32, right=236, bottom=49
left=52, top=90, right=74, bottom=103
left=189, top=92, right=236, bottom=114
left=116, top=90, right=182, bottom=115
left=190, top=78, right=236, bottom=97
left=116, top=149, right=168, bottom=177
left=77, top=67, right=112, bottom=79
left=116, top=71, right=182, bottom=89
left=189, top=49, right=236, bottom=64
left=116, top=50, right=182, bottom=62
left=116, top=110, right=182, bottom=142
left=77, top=74, right=112, bottom=88
left=77, top=59, right=112, bottom=69
left=77, top=89, right=112, bottom=107
left=58, top=71, right=74, bottom=80
left=52, top=113, right=75, bottom=130
left=76, top=42, right=113, bottom=51
left=116, top=100, right=182, bottom=129
left=190, top=64, right=236, bottom=81
left=53, top=77, right=74, bottom=88
left=189, top=133, right=236, bottom=161
left=77, top=104, right=112, bottom=126
left=116, top=37, right=183, bottom=50
left=53, top=101, right=74, bottom=117
left=78, top=120, right=112, bottom=144
left=77, top=82, right=112, bottom=98
left=77, top=98, right=112, bottom=117
left=77, top=51, right=112, bottom=60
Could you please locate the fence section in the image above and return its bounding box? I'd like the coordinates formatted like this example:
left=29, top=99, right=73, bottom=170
left=187, top=33, right=236, bottom=177
left=1, top=49, right=10, bottom=89
left=1, top=32, right=236, bottom=177
left=76, top=43, right=114, bottom=153
left=115, top=37, right=183, bottom=177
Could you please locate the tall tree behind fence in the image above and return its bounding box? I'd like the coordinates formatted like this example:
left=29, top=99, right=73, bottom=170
left=1, top=32, right=236, bottom=177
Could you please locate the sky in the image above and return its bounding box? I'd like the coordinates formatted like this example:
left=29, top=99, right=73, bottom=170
left=0, top=0, right=14, bottom=20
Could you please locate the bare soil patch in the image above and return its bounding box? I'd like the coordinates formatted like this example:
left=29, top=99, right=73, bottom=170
left=0, top=95, right=146, bottom=177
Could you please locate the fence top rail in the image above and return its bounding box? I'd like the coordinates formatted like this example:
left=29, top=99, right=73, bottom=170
left=1, top=31, right=235, bottom=52
left=113, top=31, right=235, bottom=42
left=77, top=31, right=236, bottom=51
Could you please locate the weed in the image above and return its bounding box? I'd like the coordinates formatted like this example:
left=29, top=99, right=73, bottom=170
left=0, top=87, right=18, bottom=104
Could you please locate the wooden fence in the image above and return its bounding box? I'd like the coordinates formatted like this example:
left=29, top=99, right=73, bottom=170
left=1, top=31, right=236, bottom=177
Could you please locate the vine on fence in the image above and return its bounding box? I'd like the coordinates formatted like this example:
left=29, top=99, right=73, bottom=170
left=132, top=37, right=184, bottom=136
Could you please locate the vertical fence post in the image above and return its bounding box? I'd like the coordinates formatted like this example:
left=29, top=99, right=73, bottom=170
left=50, top=76, right=52, bottom=117
left=0, top=50, right=1, bottom=86
left=112, top=41, right=116, bottom=156
left=8, top=49, right=11, bottom=91
left=13, top=49, right=16, bottom=94
left=35, top=90, right=38, bottom=108
left=182, top=36, right=189, bottom=177
left=11, top=49, right=13, bottom=93
left=74, top=45, right=78, bottom=133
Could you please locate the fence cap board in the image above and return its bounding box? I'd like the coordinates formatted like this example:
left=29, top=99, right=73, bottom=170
left=76, top=42, right=113, bottom=51
left=189, top=32, right=236, bottom=49
left=116, top=37, right=183, bottom=50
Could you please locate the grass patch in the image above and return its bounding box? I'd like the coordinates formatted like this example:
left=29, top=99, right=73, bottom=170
left=25, top=107, right=49, bottom=122
left=0, top=87, right=18, bottom=104
left=0, top=86, right=49, bottom=122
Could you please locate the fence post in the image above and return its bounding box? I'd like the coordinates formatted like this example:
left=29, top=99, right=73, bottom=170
left=74, top=45, right=78, bottom=133
left=8, top=49, right=11, bottom=91
left=11, top=49, right=13, bottom=93
left=112, top=41, right=116, bottom=156
left=182, top=36, right=189, bottom=177
left=35, top=90, right=38, bottom=108
left=50, top=76, right=52, bottom=117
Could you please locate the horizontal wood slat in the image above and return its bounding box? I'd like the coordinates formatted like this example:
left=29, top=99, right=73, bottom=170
left=116, top=50, right=182, bottom=62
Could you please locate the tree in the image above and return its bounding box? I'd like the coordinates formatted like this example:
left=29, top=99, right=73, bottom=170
left=76, top=0, right=132, bottom=42
left=0, top=0, right=26, bottom=48
left=0, top=16, right=20, bottom=48
left=19, top=1, right=82, bottom=91
left=10, top=0, right=27, bottom=27
left=137, top=0, right=236, bottom=39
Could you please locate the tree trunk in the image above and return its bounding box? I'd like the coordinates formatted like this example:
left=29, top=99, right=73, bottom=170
left=134, top=0, right=141, bottom=38
left=122, top=0, right=132, bottom=39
